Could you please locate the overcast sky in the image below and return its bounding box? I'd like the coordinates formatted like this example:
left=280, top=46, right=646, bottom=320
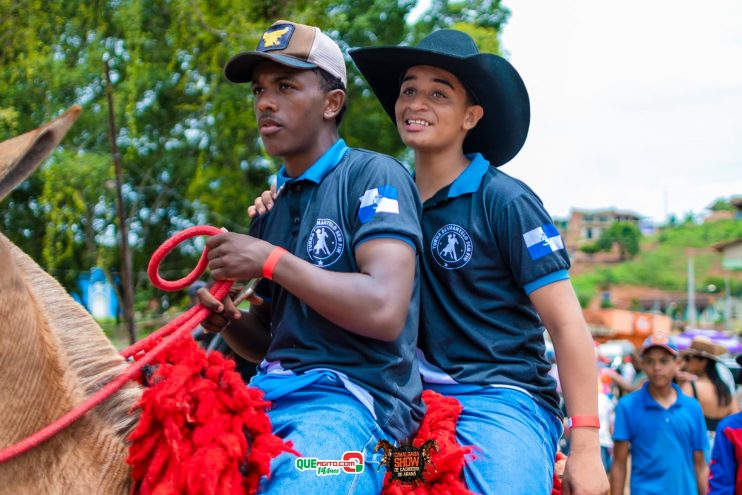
left=412, top=0, right=742, bottom=222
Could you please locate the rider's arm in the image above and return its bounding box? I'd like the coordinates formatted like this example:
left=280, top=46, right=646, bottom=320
left=220, top=303, right=271, bottom=363
left=270, top=237, right=416, bottom=341
left=531, top=280, right=606, bottom=494
left=196, top=286, right=271, bottom=363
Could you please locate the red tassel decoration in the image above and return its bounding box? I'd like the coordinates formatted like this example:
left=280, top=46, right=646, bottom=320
left=383, top=390, right=566, bottom=495
left=382, top=390, right=475, bottom=495
left=551, top=451, right=566, bottom=495
left=126, top=336, right=297, bottom=495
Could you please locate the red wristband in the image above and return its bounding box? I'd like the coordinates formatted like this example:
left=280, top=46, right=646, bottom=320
left=262, top=246, right=287, bottom=281
left=567, top=416, right=600, bottom=429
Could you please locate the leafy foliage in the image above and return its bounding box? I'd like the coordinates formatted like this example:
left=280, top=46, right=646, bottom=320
left=596, top=221, right=641, bottom=261
left=0, top=0, right=510, bottom=306
left=708, top=197, right=736, bottom=212
left=579, top=242, right=602, bottom=254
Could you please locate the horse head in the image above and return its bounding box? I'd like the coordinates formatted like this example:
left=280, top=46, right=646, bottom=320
left=0, top=107, right=142, bottom=493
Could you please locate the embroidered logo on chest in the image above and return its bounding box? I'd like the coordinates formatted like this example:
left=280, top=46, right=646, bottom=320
left=306, top=218, right=344, bottom=267
left=430, top=224, right=473, bottom=269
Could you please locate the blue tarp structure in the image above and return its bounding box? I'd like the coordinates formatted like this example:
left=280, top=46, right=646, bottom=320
left=674, top=328, right=742, bottom=354
left=74, top=267, right=120, bottom=320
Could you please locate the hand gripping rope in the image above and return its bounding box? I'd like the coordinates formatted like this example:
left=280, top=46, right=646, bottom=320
left=0, top=225, right=232, bottom=464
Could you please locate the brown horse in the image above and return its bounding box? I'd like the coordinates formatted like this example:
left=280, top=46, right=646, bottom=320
left=0, top=107, right=141, bottom=494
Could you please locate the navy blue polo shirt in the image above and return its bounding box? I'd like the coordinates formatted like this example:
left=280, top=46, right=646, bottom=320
left=613, top=383, right=708, bottom=495
left=416, top=153, right=569, bottom=418
left=249, top=139, right=424, bottom=441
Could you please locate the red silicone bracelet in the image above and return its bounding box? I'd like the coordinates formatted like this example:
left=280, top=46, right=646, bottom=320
left=262, top=246, right=287, bottom=281
left=567, top=416, right=600, bottom=429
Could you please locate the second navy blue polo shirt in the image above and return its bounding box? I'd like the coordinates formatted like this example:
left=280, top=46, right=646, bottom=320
left=417, top=153, right=569, bottom=419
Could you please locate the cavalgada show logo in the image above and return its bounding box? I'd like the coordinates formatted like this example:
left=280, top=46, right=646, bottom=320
left=375, top=439, right=439, bottom=484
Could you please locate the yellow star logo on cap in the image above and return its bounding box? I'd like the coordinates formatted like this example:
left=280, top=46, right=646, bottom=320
left=263, top=27, right=290, bottom=48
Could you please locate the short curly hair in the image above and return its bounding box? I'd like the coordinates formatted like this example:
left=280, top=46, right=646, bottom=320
left=314, top=68, right=347, bottom=126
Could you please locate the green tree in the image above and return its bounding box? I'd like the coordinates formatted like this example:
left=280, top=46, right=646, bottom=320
left=597, top=221, right=641, bottom=261
left=40, top=150, right=116, bottom=291
left=708, top=197, right=734, bottom=211
left=0, top=0, right=511, bottom=314
left=580, top=242, right=602, bottom=255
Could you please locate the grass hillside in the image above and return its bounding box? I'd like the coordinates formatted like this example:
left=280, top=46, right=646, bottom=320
left=572, top=219, right=742, bottom=308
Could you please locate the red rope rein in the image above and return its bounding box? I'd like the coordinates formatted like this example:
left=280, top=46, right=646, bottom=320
left=0, top=225, right=230, bottom=464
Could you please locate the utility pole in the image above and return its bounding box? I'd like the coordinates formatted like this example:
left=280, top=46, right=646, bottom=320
left=104, top=60, right=137, bottom=345
left=663, top=190, right=669, bottom=225
left=724, top=274, right=732, bottom=331
left=687, top=257, right=697, bottom=329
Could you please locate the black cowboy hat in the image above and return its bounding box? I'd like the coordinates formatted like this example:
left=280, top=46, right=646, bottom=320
left=349, top=30, right=529, bottom=167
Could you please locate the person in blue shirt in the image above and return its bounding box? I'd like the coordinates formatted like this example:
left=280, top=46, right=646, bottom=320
left=708, top=353, right=742, bottom=494
left=198, top=20, right=425, bottom=494
left=709, top=410, right=742, bottom=494
left=611, top=334, right=709, bottom=495
left=253, top=29, right=608, bottom=494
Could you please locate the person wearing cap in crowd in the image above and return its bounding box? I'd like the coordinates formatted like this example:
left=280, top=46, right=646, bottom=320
left=251, top=28, right=608, bottom=494
left=610, top=333, right=709, bottom=495
left=198, top=20, right=425, bottom=493
left=681, top=336, right=739, bottom=450
left=708, top=352, right=742, bottom=494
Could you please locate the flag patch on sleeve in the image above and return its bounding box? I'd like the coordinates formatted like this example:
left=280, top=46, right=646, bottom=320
left=523, top=223, right=565, bottom=260
left=358, top=185, right=399, bottom=224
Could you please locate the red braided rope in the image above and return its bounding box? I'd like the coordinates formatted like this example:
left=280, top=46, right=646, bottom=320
left=0, top=225, right=230, bottom=464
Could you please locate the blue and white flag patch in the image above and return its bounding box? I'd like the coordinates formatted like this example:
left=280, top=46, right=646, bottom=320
left=523, top=223, right=564, bottom=260
left=358, top=185, right=399, bottom=224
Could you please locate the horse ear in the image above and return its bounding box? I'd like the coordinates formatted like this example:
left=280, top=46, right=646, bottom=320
left=0, top=106, right=82, bottom=202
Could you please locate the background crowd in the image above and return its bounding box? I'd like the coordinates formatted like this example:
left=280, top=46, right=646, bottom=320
left=552, top=333, right=742, bottom=494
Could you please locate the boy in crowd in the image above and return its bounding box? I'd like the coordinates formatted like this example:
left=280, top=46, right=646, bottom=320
left=610, top=334, right=709, bottom=495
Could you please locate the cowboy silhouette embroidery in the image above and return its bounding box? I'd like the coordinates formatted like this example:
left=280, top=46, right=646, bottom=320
left=440, top=234, right=459, bottom=261
left=313, top=227, right=331, bottom=256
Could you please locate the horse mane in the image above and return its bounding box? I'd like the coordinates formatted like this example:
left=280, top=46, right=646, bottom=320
left=3, top=235, right=141, bottom=438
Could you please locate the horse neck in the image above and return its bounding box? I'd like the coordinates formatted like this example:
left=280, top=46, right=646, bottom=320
left=0, top=234, right=71, bottom=443
left=0, top=233, right=139, bottom=493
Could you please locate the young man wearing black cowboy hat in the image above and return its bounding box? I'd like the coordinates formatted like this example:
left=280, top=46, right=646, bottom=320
left=199, top=20, right=425, bottom=493
left=346, top=31, right=609, bottom=494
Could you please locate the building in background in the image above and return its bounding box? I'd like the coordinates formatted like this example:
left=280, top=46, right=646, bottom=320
left=704, top=196, right=742, bottom=223
left=564, top=207, right=642, bottom=252
left=715, top=238, right=742, bottom=271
